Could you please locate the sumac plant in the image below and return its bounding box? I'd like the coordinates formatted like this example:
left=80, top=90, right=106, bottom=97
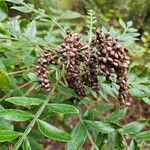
left=0, top=1, right=150, bottom=150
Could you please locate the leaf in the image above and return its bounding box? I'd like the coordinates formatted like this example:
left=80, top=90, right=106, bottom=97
left=5, top=97, right=45, bottom=107
left=92, top=103, right=113, bottom=111
left=98, top=75, right=106, bottom=83
left=38, top=120, right=72, bottom=142
left=11, top=6, right=32, bottom=13
left=142, top=98, right=150, bottom=105
left=56, top=69, right=61, bottom=81
left=5, top=0, right=23, bottom=4
left=102, top=26, right=108, bottom=33
left=101, top=142, right=110, bottom=150
left=114, top=132, right=124, bottom=150
left=83, top=109, right=94, bottom=120
left=0, top=109, right=33, bottom=121
left=85, top=120, right=115, bottom=133
left=0, top=130, right=21, bottom=142
left=129, top=140, right=140, bottom=150
left=48, top=103, right=79, bottom=114
left=96, top=132, right=108, bottom=149
left=25, top=20, right=37, bottom=39
left=0, top=120, right=14, bottom=131
left=61, top=10, right=83, bottom=20
left=22, top=139, right=32, bottom=150
left=58, top=85, right=77, bottom=96
left=122, top=121, right=147, bottom=135
left=23, top=54, right=35, bottom=67
left=109, top=27, right=119, bottom=37
left=127, top=28, right=138, bottom=32
left=66, top=122, right=87, bottom=150
left=106, top=107, right=127, bottom=122
left=0, top=0, right=8, bottom=21
left=28, top=137, right=43, bottom=150
left=135, top=130, right=150, bottom=140
left=127, top=21, right=133, bottom=27
left=119, top=19, right=126, bottom=29
left=10, top=18, right=20, bottom=37
left=0, top=70, right=10, bottom=88
left=27, top=73, right=38, bottom=81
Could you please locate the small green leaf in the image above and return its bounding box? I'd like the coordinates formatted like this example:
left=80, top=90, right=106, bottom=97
left=96, top=132, right=108, bottom=149
left=0, top=130, right=21, bottom=142
left=10, top=18, right=20, bottom=37
left=48, top=103, right=79, bottom=114
left=122, top=121, right=147, bottom=135
left=61, top=10, right=83, bottom=20
left=98, top=75, right=106, bottom=83
left=0, top=70, right=10, bottom=88
left=101, top=142, right=110, bottom=150
left=85, top=120, right=115, bottom=133
left=55, top=69, right=61, bottom=81
left=11, top=6, right=32, bottom=13
left=0, top=0, right=8, bottom=21
left=119, top=19, right=126, bottom=29
left=106, top=107, right=127, bottom=122
left=0, top=109, right=33, bottom=121
left=114, top=132, right=124, bottom=150
left=5, top=0, right=23, bottom=4
left=129, top=140, right=140, bottom=150
left=127, top=28, right=138, bottom=32
left=92, top=103, right=113, bottom=111
left=38, top=120, right=72, bottom=142
left=142, top=98, right=150, bottom=105
left=28, top=137, right=43, bottom=150
left=0, top=120, right=14, bottom=131
left=25, top=20, right=37, bottom=39
left=127, top=21, right=133, bottom=27
left=66, top=122, right=87, bottom=150
left=22, top=139, right=32, bottom=150
left=27, top=73, right=38, bottom=81
left=58, top=85, right=77, bottom=96
left=5, top=97, right=45, bottom=107
left=135, top=130, right=150, bottom=140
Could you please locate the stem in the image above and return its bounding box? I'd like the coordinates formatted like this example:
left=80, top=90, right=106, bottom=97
left=79, top=118, right=99, bottom=150
left=8, top=69, right=28, bottom=75
left=21, top=2, right=66, bottom=34
left=24, top=83, right=38, bottom=96
left=87, top=132, right=99, bottom=150
left=12, top=84, right=57, bottom=150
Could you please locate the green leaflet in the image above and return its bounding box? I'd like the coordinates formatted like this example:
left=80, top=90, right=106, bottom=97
left=66, top=122, right=87, bottom=150
left=122, top=121, right=147, bottom=135
left=5, top=97, right=45, bottom=107
left=135, top=130, right=150, bottom=140
left=0, top=120, right=14, bottom=131
left=0, top=130, right=21, bottom=142
left=0, top=109, right=33, bottom=121
left=38, top=120, right=72, bottom=142
left=0, top=70, right=10, bottom=88
left=106, top=107, right=127, bottom=122
left=48, top=103, right=79, bottom=114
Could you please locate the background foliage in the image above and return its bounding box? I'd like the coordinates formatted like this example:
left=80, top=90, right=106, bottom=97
left=0, top=0, right=150, bottom=150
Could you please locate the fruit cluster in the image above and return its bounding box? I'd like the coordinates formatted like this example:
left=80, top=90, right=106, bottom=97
left=37, top=29, right=130, bottom=104
left=59, top=32, right=86, bottom=96
left=37, top=50, right=57, bottom=91
left=89, top=28, right=130, bottom=104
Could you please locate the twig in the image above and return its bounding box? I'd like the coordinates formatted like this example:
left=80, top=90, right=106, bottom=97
left=13, top=83, right=57, bottom=150
left=87, top=132, right=99, bottom=150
